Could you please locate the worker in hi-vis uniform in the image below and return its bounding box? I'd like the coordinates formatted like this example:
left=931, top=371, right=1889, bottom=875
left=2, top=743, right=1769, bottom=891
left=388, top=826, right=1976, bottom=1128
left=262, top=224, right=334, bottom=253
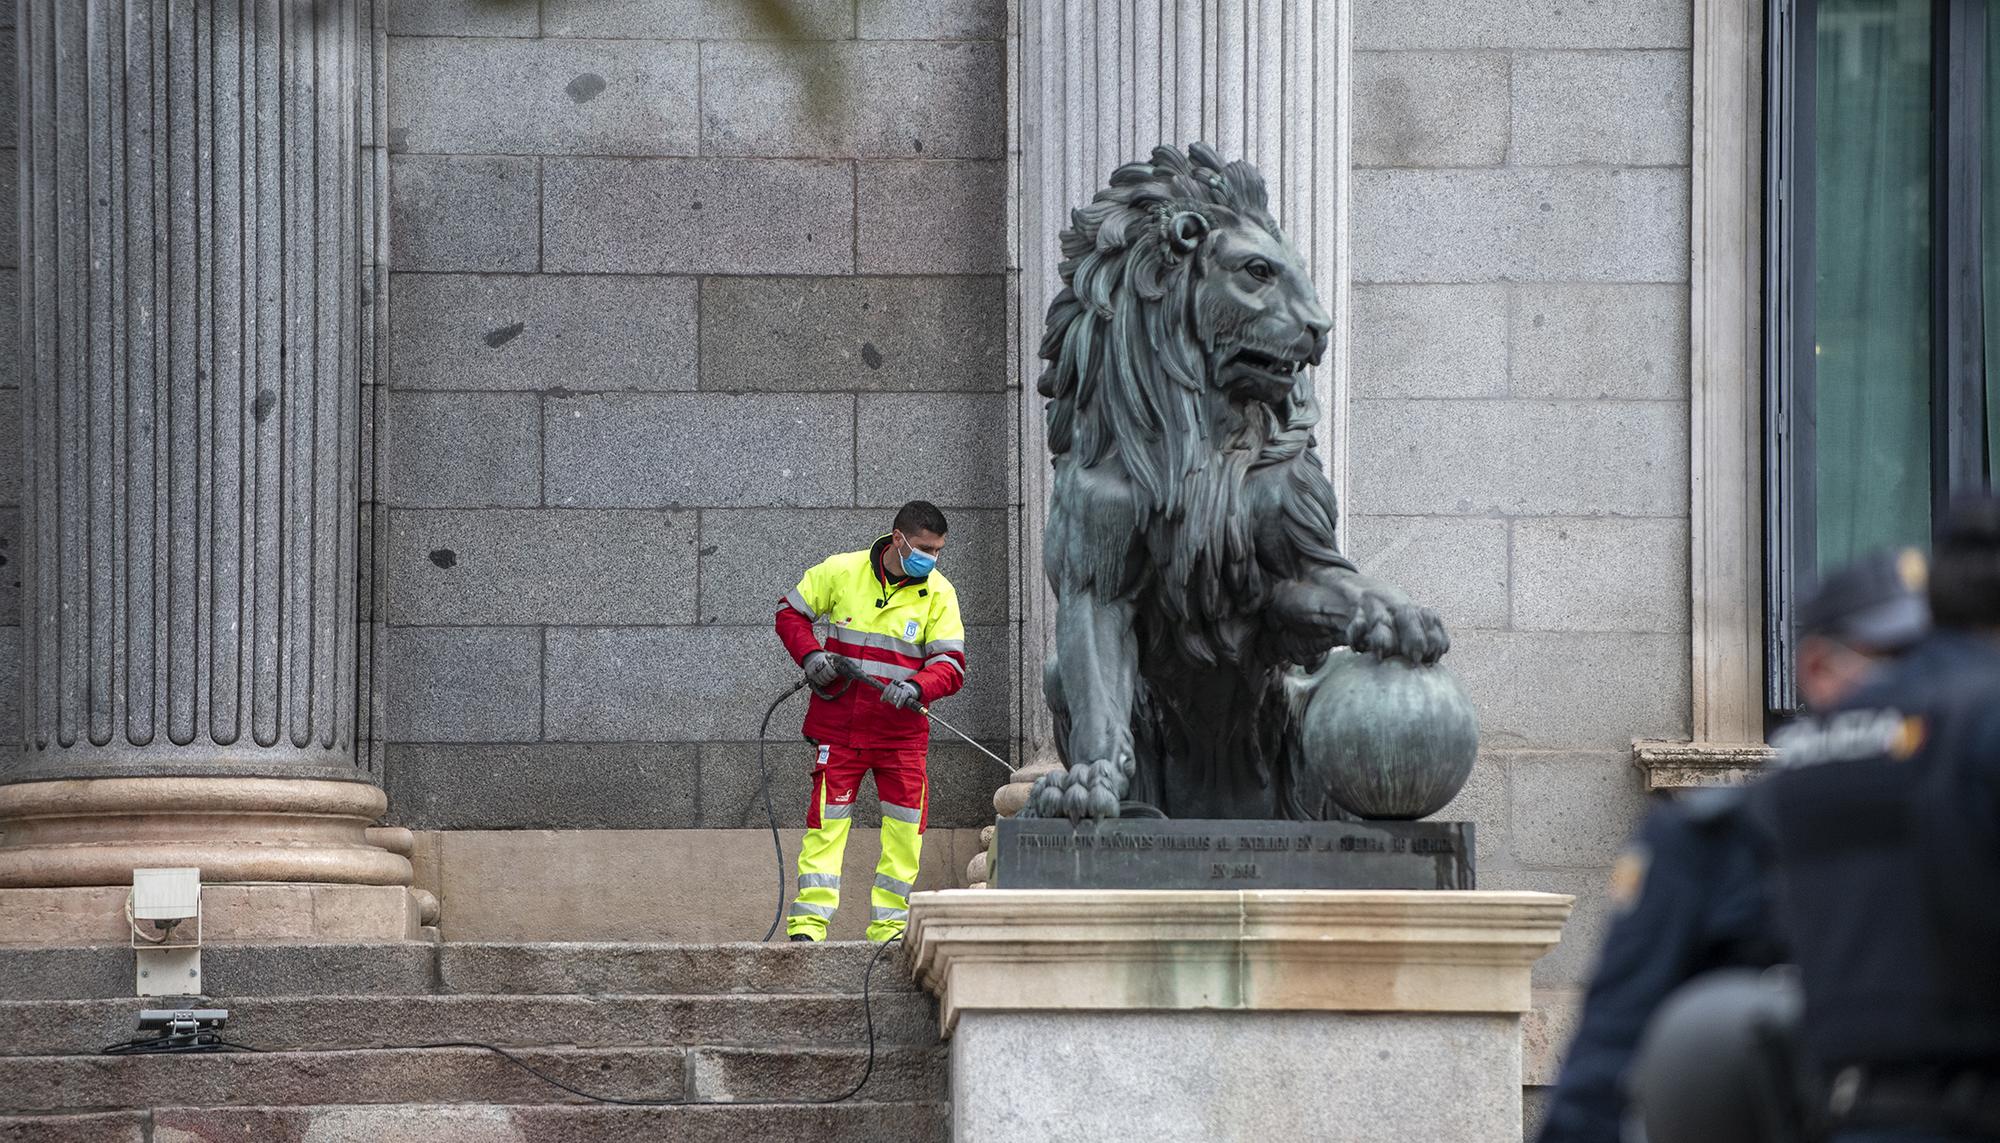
left=774, top=500, right=967, bottom=942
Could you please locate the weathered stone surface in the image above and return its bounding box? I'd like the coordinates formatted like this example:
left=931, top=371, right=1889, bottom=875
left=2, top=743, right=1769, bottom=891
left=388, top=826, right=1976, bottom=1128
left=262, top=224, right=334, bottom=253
left=953, top=1011, right=1521, bottom=1141
left=0, top=629, right=20, bottom=744
left=1509, top=752, right=1648, bottom=867
left=385, top=627, right=542, bottom=743
left=1351, top=284, right=1508, bottom=398
left=701, top=43, right=1003, bottom=159
left=387, top=509, right=700, bottom=625
left=386, top=392, right=542, bottom=508
left=0, top=1113, right=145, bottom=1142
left=543, top=393, right=853, bottom=508
left=1351, top=168, right=1688, bottom=282
left=543, top=0, right=854, bottom=40
left=0, top=153, right=15, bottom=268
left=0, top=398, right=17, bottom=502
left=856, top=394, right=1009, bottom=507
left=1446, top=629, right=1690, bottom=750
left=0, top=275, right=16, bottom=388
left=0, top=30, right=14, bottom=148
left=386, top=743, right=701, bottom=830
left=697, top=507, right=1008, bottom=625
left=1437, top=754, right=1511, bottom=872
left=860, top=0, right=1006, bottom=40
left=0, top=943, right=441, bottom=1001
left=144, top=1103, right=949, bottom=1143
left=1354, top=0, right=1692, bottom=49
left=544, top=626, right=796, bottom=742
left=687, top=1045, right=945, bottom=1103
left=545, top=625, right=1008, bottom=742
left=1349, top=399, right=1686, bottom=516
left=0, top=511, right=24, bottom=629
left=0, top=994, right=934, bottom=1056
left=390, top=37, right=699, bottom=157
left=421, top=827, right=982, bottom=942
left=700, top=276, right=1006, bottom=393
left=393, top=273, right=698, bottom=393
left=1512, top=517, right=1690, bottom=632
left=1512, top=51, right=1693, bottom=166
left=434, top=940, right=923, bottom=995
left=1511, top=283, right=1689, bottom=400
left=1352, top=51, right=1509, bottom=168
left=1485, top=867, right=1615, bottom=986
left=543, top=158, right=853, bottom=274
left=388, top=0, right=538, bottom=36
left=0, top=1047, right=687, bottom=1112
left=1342, top=514, right=1509, bottom=630
left=389, top=155, right=540, bottom=272
left=857, top=161, right=1008, bottom=273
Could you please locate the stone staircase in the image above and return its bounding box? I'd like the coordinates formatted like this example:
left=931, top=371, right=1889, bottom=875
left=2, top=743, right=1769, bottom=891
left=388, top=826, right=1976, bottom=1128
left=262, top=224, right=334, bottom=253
left=0, top=942, right=948, bottom=1141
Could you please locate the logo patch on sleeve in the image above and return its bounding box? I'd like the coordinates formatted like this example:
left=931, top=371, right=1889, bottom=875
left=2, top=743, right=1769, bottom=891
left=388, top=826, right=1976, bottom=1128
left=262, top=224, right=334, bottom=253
left=904, top=619, right=920, bottom=641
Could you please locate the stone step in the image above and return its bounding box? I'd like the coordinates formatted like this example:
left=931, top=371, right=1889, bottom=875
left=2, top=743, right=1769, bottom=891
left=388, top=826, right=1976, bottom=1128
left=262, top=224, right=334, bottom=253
left=0, top=941, right=914, bottom=1001
left=0, top=1043, right=946, bottom=1112
left=0, top=993, right=938, bottom=1056
left=0, top=1101, right=950, bottom=1143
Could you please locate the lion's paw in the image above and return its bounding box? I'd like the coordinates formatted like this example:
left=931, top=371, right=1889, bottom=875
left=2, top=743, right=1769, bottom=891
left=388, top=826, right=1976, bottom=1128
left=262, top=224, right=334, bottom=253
left=1022, top=757, right=1131, bottom=823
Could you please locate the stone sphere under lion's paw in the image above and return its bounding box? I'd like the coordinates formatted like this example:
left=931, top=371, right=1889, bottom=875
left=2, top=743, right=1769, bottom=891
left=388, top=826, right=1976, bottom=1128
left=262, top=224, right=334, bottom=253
left=1293, top=650, right=1478, bottom=820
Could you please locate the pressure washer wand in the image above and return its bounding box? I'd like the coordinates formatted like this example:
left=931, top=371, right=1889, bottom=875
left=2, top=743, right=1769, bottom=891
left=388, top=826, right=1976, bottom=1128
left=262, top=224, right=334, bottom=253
left=829, top=656, right=1014, bottom=774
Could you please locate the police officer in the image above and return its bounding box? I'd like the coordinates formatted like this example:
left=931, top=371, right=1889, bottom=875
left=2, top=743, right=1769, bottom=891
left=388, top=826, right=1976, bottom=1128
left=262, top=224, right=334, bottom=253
left=1745, top=497, right=2000, bottom=1142
left=1535, top=548, right=1932, bottom=1143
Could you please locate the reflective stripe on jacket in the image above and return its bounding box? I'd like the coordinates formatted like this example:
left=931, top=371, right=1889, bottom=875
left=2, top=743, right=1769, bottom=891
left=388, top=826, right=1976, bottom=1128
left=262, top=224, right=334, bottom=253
left=774, top=535, right=968, bottom=748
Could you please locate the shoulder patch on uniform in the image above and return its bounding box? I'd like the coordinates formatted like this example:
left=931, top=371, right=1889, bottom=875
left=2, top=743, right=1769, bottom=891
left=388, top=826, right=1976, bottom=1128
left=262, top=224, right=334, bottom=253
left=1888, top=715, right=1925, bottom=760
left=1608, top=846, right=1650, bottom=911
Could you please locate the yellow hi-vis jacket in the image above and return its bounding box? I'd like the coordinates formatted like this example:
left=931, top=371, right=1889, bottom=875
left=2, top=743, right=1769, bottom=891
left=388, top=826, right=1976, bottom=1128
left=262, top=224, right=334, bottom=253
left=775, top=535, right=967, bottom=748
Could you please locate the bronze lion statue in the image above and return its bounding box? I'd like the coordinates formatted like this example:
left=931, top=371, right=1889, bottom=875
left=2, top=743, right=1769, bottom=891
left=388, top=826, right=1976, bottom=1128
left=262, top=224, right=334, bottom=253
left=1024, top=143, right=1456, bottom=823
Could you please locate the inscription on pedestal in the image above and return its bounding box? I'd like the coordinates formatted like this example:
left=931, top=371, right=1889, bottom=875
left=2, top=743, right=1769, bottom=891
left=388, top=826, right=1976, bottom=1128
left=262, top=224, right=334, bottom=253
left=992, top=818, right=1475, bottom=890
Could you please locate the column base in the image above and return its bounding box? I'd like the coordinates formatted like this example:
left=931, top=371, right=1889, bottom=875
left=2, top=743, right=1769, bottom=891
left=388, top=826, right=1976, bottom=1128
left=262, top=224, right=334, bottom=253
left=0, top=883, right=433, bottom=946
left=0, top=776, right=414, bottom=889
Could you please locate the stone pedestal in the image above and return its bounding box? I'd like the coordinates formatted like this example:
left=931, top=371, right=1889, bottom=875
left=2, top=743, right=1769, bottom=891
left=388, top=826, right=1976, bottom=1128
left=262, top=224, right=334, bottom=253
left=907, top=889, right=1571, bottom=1142
left=2, top=1, right=414, bottom=945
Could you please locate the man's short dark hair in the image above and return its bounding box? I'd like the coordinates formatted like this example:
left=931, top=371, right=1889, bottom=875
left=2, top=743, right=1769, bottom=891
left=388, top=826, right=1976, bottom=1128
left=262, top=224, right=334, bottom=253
left=894, top=500, right=949, bottom=537
left=1931, top=494, right=2000, bottom=630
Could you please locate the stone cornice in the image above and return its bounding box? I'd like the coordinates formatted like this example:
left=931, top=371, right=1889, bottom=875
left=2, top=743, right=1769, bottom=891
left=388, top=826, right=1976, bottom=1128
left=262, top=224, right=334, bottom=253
left=906, top=888, right=1573, bottom=1035
left=1631, top=739, right=1778, bottom=790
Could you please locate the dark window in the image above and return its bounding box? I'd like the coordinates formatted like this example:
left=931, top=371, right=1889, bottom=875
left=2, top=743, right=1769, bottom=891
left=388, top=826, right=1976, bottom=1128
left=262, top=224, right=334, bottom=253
left=1765, top=0, right=2000, bottom=714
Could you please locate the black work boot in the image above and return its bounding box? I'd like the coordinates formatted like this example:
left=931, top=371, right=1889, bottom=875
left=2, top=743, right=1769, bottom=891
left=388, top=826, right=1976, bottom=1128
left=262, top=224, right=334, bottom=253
left=789, top=932, right=817, bottom=942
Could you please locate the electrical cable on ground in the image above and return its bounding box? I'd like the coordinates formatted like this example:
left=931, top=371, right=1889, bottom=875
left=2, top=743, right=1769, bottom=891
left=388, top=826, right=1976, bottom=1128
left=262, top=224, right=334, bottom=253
left=97, top=937, right=908, bottom=1108
left=755, top=677, right=811, bottom=942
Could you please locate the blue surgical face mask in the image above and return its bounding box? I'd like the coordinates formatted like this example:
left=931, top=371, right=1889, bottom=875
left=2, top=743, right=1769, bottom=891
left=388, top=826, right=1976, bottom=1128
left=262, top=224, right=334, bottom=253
left=899, top=536, right=938, bottom=577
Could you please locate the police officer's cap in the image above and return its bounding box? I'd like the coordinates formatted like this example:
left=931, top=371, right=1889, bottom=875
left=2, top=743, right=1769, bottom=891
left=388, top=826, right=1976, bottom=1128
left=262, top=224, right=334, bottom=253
left=1796, top=548, right=1931, bottom=652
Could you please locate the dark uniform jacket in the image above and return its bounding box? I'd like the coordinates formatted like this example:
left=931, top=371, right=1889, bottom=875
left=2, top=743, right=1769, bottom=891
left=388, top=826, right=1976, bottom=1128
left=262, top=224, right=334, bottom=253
left=1746, top=631, right=2000, bottom=1072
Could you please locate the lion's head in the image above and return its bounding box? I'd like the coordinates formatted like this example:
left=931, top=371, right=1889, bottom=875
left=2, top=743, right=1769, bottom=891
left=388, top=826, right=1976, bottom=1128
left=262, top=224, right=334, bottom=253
left=1039, top=145, right=1344, bottom=662
left=1039, top=143, right=1331, bottom=509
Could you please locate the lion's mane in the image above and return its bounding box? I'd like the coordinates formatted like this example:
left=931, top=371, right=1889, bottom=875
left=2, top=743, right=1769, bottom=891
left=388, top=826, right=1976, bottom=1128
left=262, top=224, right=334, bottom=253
left=1037, top=143, right=1346, bottom=667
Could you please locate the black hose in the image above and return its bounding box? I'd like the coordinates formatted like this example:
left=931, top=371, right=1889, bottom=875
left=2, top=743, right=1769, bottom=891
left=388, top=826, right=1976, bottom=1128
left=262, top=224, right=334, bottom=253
left=756, top=678, right=811, bottom=942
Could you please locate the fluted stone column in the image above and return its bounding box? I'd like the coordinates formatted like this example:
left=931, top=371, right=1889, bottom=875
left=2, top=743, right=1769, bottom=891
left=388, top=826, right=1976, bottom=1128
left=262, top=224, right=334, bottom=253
left=1009, top=0, right=1350, bottom=755
left=0, top=0, right=414, bottom=928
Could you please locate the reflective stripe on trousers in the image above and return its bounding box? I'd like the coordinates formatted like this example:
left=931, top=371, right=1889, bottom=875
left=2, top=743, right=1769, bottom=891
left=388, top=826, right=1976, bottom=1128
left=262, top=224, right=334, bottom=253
left=785, top=744, right=928, bottom=942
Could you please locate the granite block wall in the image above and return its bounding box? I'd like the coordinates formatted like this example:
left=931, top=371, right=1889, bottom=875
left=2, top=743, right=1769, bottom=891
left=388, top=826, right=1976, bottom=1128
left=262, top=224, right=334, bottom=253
left=379, top=0, right=1012, bottom=832
left=1345, top=0, right=1694, bottom=1114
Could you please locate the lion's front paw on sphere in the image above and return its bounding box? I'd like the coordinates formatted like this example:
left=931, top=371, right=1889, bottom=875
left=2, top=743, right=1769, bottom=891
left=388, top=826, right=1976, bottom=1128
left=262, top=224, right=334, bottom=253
left=1023, top=760, right=1127, bottom=822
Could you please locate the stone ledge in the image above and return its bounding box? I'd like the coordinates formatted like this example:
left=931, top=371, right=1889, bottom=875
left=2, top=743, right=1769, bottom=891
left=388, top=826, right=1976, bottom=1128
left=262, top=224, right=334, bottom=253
left=0, top=885, right=426, bottom=947
left=906, top=888, right=1572, bottom=1035
left=1631, top=739, right=1777, bottom=790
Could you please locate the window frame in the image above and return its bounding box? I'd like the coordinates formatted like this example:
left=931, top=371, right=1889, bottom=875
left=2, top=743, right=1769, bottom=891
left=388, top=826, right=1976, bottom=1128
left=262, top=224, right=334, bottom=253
left=1762, top=0, right=1995, bottom=717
